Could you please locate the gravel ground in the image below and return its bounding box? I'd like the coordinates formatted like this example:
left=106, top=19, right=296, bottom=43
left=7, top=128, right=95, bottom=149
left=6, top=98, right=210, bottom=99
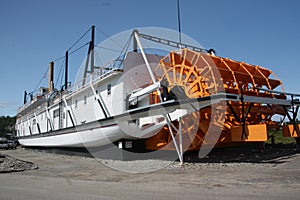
left=0, top=153, right=38, bottom=173
left=0, top=144, right=298, bottom=173
left=0, top=145, right=299, bottom=200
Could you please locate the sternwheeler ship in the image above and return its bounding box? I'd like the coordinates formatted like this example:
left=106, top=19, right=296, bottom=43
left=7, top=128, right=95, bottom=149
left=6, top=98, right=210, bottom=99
left=15, top=26, right=300, bottom=162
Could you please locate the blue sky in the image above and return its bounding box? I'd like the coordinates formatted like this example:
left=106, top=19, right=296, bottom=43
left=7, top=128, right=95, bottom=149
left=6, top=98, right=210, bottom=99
left=0, top=0, right=299, bottom=116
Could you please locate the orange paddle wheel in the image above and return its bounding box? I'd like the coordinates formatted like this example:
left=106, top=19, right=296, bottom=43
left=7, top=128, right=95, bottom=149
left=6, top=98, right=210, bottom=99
left=146, top=49, right=287, bottom=151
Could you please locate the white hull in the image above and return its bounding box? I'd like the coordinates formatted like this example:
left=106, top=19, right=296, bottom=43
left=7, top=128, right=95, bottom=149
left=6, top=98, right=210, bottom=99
left=18, top=124, right=124, bottom=148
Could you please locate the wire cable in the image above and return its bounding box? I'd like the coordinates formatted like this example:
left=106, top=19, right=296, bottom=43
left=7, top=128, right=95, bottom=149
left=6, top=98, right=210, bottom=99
left=95, top=45, right=123, bottom=52
left=94, top=50, right=103, bottom=67
left=55, top=58, right=65, bottom=88
left=32, top=66, right=49, bottom=93
left=96, top=27, right=124, bottom=49
left=114, top=35, right=131, bottom=69
left=52, top=27, right=92, bottom=62
left=68, top=26, right=92, bottom=51
left=69, top=42, right=90, bottom=56
left=53, top=42, right=89, bottom=62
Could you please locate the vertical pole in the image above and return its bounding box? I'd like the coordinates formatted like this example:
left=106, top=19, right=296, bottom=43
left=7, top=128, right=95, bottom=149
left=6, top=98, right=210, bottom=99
left=65, top=51, right=68, bottom=90
left=133, top=30, right=138, bottom=52
left=91, top=25, right=95, bottom=73
left=291, top=95, right=297, bottom=135
left=240, top=85, right=247, bottom=140
left=23, top=91, right=27, bottom=104
left=48, top=61, right=54, bottom=93
left=83, top=26, right=96, bottom=86
left=177, top=0, right=182, bottom=49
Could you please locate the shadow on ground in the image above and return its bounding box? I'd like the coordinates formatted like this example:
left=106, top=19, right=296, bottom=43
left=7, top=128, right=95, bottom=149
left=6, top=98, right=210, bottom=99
left=21, top=143, right=299, bottom=164
left=183, top=143, right=299, bottom=164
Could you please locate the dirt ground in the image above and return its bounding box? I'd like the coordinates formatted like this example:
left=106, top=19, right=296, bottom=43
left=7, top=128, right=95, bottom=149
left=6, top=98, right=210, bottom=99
left=0, top=145, right=299, bottom=200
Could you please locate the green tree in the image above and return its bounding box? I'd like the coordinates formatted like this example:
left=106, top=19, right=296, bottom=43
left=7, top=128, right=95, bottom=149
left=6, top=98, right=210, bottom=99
left=0, top=116, right=16, bottom=137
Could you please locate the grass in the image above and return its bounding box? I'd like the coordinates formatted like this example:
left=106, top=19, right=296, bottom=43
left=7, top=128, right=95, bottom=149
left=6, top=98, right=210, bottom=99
left=266, top=130, right=296, bottom=145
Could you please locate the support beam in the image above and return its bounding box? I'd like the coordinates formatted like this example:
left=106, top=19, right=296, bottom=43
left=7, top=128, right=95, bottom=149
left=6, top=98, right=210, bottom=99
left=46, top=107, right=54, bottom=131
left=179, top=117, right=183, bottom=165
left=34, top=112, right=41, bottom=134
left=63, top=98, right=76, bottom=127
left=165, top=115, right=183, bottom=164
left=134, top=31, right=157, bottom=84
left=90, top=82, right=110, bottom=118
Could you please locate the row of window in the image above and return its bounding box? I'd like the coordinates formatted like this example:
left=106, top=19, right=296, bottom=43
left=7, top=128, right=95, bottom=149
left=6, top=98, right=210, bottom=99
left=18, top=84, right=113, bottom=130
left=53, top=109, right=59, bottom=118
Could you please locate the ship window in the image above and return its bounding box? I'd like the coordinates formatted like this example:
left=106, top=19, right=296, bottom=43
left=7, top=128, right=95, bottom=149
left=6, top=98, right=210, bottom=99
left=84, top=96, right=87, bottom=104
left=75, top=99, right=78, bottom=108
left=53, top=109, right=59, bottom=118
left=95, top=90, right=98, bottom=100
left=107, top=84, right=111, bottom=96
left=33, top=119, right=36, bottom=125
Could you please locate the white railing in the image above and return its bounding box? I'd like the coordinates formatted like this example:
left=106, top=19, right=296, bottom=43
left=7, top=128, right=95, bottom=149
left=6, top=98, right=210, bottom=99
left=18, top=58, right=124, bottom=115
left=17, top=95, right=47, bottom=114
left=65, top=66, right=123, bottom=99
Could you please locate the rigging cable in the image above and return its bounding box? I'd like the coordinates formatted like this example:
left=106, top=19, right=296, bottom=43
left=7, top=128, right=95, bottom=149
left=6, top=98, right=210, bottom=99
left=93, top=33, right=132, bottom=70
left=96, top=45, right=123, bottom=52
left=114, top=34, right=132, bottom=69
left=94, top=49, right=103, bottom=67
left=55, top=58, right=65, bottom=88
left=52, top=42, right=89, bottom=88
left=68, top=26, right=92, bottom=51
left=96, top=27, right=124, bottom=49
left=59, top=62, right=65, bottom=90
left=32, top=66, right=49, bottom=94
left=53, top=42, right=90, bottom=62
left=52, top=26, right=92, bottom=62
left=53, top=55, right=65, bottom=62
left=30, top=27, right=92, bottom=94
left=69, top=42, right=90, bottom=56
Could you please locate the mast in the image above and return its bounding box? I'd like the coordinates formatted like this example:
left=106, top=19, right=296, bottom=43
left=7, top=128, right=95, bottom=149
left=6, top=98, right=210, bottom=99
left=48, top=61, right=54, bottom=93
left=65, top=51, right=68, bottom=90
left=91, top=25, right=95, bottom=73
left=177, top=0, right=182, bottom=49
left=133, top=29, right=138, bottom=52
left=83, top=25, right=95, bottom=86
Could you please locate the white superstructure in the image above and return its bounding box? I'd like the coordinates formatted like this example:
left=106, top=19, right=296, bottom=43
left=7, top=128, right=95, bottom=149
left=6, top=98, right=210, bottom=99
left=15, top=25, right=189, bottom=148
left=16, top=48, right=168, bottom=147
